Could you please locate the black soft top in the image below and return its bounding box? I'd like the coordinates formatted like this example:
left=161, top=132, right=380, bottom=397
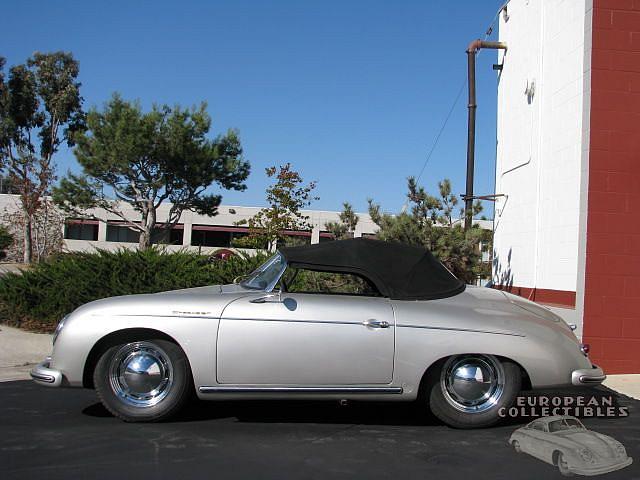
left=279, top=237, right=465, bottom=301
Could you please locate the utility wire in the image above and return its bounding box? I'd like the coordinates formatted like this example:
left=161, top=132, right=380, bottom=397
left=403, top=4, right=504, bottom=213
left=414, top=79, right=466, bottom=185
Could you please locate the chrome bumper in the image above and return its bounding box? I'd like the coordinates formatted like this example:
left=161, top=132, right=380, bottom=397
left=572, top=365, right=606, bottom=386
left=30, top=357, right=63, bottom=387
left=570, top=456, right=632, bottom=476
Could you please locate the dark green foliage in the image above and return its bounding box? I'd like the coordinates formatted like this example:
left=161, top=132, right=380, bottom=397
left=0, top=225, right=13, bottom=259
left=0, top=248, right=268, bottom=331
left=368, top=177, right=492, bottom=284
left=233, top=163, right=317, bottom=250
left=53, top=93, right=250, bottom=249
left=285, top=269, right=377, bottom=296
left=324, top=202, right=359, bottom=240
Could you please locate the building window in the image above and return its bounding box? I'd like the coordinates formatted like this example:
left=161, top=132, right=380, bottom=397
left=151, top=226, right=184, bottom=245
left=319, top=231, right=335, bottom=243
left=106, top=224, right=140, bottom=243
left=64, top=221, right=99, bottom=241
left=191, top=229, right=232, bottom=247
left=191, top=226, right=252, bottom=247
left=279, top=232, right=311, bottom=247
left=230, top=231, right=250, bottom=245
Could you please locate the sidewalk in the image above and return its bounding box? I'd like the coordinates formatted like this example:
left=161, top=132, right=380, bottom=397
left=604, top=375, right=640, bottom=401
left=0, top=325, right=52, bottom=382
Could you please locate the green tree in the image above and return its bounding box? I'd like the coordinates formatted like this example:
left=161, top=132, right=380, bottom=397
left=0, top=52, right=84, bottom=263
left=368, top=177, right=491, bottom=283
left=53, top=94, right=250, bottom=249
left=324, top=202, right=359, bottom=240
left=234, top=163, right=318, bottom=250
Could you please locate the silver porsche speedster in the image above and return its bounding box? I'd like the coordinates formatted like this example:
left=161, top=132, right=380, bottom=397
left=509, top=416, right=632, bottom=476
left=30, top=238, right=605, bottom=428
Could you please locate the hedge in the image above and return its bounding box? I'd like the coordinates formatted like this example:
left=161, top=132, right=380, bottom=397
left=0, top=248, right=269, bottom=332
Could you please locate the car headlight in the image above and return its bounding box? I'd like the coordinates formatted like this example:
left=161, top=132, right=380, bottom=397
left=578, top=448, right=596, bottom=463
left=615, top=443, right=626, bottom=457
left=52, top=315, right=69, bottom=345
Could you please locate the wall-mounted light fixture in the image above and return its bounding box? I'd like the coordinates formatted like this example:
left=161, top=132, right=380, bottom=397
left=525, top=79, right=536, bottom=104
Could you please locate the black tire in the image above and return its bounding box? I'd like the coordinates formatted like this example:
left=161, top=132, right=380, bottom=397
left=93, top=338, right=192, bottom=422
left=556, top=452, right=574, bottom=477
left=428, top=355, right=521, bottom=429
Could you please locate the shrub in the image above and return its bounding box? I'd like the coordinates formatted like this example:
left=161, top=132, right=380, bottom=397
left=0, top=225, right=13, bottom=260
left=0, top=248, right=269, bottom=332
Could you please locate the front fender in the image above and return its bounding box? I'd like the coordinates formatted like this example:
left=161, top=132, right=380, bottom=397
left=50, top=290, right=248, bottom=388
left=52, top=313, right=221, bottom=388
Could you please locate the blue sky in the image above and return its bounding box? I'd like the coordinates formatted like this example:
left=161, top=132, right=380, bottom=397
left=5, top=0, right=504, bottom=216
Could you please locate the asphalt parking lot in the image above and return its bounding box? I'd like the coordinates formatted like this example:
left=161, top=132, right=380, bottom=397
left=1, top=381, right=639, bottom=480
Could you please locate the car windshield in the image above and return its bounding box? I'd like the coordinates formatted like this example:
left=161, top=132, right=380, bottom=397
left=548, top=418, right=585, bottom=432
left=240, top=253, right=286, bottom=291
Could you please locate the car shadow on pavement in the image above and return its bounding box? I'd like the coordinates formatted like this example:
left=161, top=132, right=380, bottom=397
left=83, top=398, right=444, bottom=426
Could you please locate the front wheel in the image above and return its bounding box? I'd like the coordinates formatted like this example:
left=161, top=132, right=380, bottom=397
left=556, top=452, right=574, bottom=476
left=428, top=354, right=521, bottom=428
left=93, top=339, right=192, bottom=422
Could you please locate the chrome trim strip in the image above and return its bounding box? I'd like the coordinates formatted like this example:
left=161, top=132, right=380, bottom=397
left=120, top=314, right=219, bottom=320
left=396, top=324, right=524, bottom=337
left=116, top=315, right=390, bottom=328
left=222, top=317, right=371, bottom=327
left=198, top=386, right=403, bottom=394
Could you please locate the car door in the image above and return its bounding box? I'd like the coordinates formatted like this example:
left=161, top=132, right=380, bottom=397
left=526, top=422, right=552, bottom=462
left=216, top=292, right=395, bottom=385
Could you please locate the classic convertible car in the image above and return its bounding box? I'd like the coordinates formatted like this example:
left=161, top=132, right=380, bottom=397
left=31, top=238, right=605, bottom=428
left=510, top=416, right=632, bottom=476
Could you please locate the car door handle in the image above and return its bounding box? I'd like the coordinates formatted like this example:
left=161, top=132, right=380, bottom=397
left=249, top=293, right=283, bottom=304
left=363, top=319, right=390, bottom=329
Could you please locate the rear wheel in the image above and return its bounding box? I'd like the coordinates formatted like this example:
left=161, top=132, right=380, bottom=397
left=429, top=354, right=520, bottom=428
left=93, top=339, right=192, bottom=422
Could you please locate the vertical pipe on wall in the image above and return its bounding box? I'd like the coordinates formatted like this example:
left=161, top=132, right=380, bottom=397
left=464, top=40, right=508, bottom=231
left=465, top=48, right=477, bottom=231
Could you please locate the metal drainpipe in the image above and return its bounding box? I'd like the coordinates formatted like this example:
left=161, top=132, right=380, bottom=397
left=464, top=39, right=507, bottom=231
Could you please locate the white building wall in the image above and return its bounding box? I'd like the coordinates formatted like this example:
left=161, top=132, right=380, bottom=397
left=494, top=0, right=591, bottom=294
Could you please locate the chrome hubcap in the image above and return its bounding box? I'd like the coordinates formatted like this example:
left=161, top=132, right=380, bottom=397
left=441, top=355, right=505, bottom=413
left=108, top=342, right=173, bottom=407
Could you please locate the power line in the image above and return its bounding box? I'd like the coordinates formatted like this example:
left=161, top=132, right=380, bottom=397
left=410, top=4, right=503, bottom=189
left=414, top=79, right=466, bottom=185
